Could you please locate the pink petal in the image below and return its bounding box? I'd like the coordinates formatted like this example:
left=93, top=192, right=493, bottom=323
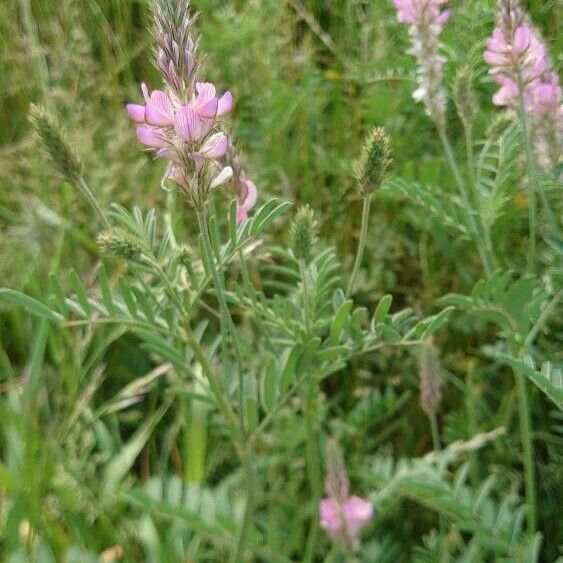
left=195, top=82, right=217, bottom=106
left=217, top=91, right=233, bottom=116
left=199, top=132, right=228, bottom=158
left=127, top=104, right=146, bottom=123
left=242, top=179, right=258, bottom=209
left=236, top=206, right=248, bottom=224
left=319, top=498, right=340, bottom=538
left=342, top=496, right=373, bottom=538
left=145, top=90, right=174, bottom=127
left=197, top=97, right=219, bottom=119
left=210, top=166, right=233, bottom=188
left=484, top=50, right=505, bottom=66
left=436, top=10, right=450, bottom=27
left=174, top=106, right=201, bottom=142
left=136, top=125, right=167, bottom=148
left=513, top=26, right=531, bottom=54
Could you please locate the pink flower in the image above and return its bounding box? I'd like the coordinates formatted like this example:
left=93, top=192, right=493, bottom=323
left=319, top=496, right=373, bottom=542
left=236, top=176, right=258, bottom=224
left=392, top=0, right=450, bottom=125
left=484, top=19, right=547, bottom=108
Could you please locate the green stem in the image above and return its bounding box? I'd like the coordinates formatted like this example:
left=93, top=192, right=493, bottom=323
left=518, top=78, right=558, bottom=252
left=232, top=444, right=256, bottom=563
left=303, top=374, right=322, bottom=563
left=197, top=210, right=245, bottom=430
left=516, top=84, right=538, bottom=274
left=437, top=128, right=493, bottom=277
left=196, top=209, right=255, bottom=562
left=77, top=176, right=111, bottom=229
left=346, top=195, right=371, bottom=297
left=466, top=368, right=479, bottom=489
left=510, top=342, right=537, bottom=532
left=429, top=412, right=441, bottom=452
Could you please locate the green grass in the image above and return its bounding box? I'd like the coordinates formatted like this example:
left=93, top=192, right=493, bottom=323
left=1, top=0, right=562, bottom=561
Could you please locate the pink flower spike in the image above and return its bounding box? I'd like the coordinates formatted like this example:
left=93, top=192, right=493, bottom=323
left=136, top=125, right=167, bottom=148
left=127, top=104, right=146, bottom=123
left=217, top=91, right=233, bottom=116
left=199, top=133, right=229, bottom=159
left=145, top=90, right=174, bottom=127
left=175, top=106, right=202, bottom=142
left=210, top=166, right=233, bottom=188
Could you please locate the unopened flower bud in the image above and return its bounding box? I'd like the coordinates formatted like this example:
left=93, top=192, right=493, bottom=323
left=176, top=244, right=192, bottom=268
left=354, top=127, right=392, bottom=196
left=290, top=206, right=317, bottom=262
left=97, top=228, right=144, bottom=261
left=418, top=339, right=443, bottom=417
left=453, top=67, right=478, bottom=127
left=29, top=104, right=82, bottom=183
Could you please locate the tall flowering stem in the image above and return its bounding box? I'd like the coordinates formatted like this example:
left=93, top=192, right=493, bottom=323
left=393, top=0, right=449, bottom=127
left=393, top=0, right=494, bottom=277
left=347, top=127, right=392, bottom=297
left=484, top=0, right=561, bottom=267
left=126, top=1, right=258, bottom=559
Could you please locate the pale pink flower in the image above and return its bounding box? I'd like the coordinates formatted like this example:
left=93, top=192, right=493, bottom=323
left=319, top=438, right=373, bottom=550
left=484, top=0, right=562, bottom=169
left=319, top=496, right=373, bottom=542
left=392, top=0, right=450, bottom=126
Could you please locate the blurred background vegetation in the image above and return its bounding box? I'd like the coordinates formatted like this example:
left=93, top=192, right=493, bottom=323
left=0, top=0, right=561, bottom=561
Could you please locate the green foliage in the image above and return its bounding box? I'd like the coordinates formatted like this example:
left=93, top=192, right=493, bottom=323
left=1, top=0, right=562, bottom=561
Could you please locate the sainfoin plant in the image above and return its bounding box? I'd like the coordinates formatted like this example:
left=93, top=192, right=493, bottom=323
left=0, top=0, right=561, bottom=561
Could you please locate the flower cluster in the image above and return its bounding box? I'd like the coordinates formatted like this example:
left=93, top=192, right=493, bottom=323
left=126, top=0, right=259, bottom=213
left=393, top=0, right=450, bottom=127
left=484, top=0, right=562, bottom=170
left=319, top=439, right=373, bottom=549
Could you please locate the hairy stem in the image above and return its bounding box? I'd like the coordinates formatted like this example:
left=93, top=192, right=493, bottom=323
left=515, top=83, right=538, bottom=274
left=347, top=195, right=371, bottom=297
left=303, top=374, right=322, bottom=563
left=196, top=209, right=255, bottom=562
left=77, top=177, right=111, bottom=229
left=510, top=342, right=537, bottom=532
left=197, top=209, right=245, bottom=429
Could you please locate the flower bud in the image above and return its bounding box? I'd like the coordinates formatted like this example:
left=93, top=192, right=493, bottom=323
left=354, top=127, right=392, bottom=196
left=29, top=104, right=82, bottom=183
left=290, top=206, right=317, bottom=262
left=453, top=67, right=478, bottom=127
left=97, top=228, right=144, bottom=261
left=418, top=339, right=443, bottom=417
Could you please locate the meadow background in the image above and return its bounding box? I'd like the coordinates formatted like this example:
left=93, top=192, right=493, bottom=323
left=0, top=0, right=561, bottom=561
